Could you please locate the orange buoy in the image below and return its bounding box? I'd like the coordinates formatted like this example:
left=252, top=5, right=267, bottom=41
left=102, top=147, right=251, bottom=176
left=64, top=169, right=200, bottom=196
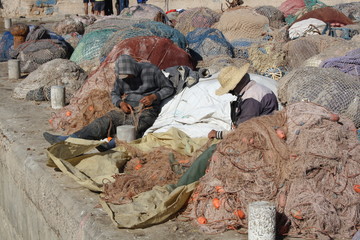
left=178, top=159, right=190, bottom=164
left=134, top=164, right=142, bottom=170
left=197, top=216, right=207, bottom=224
left=354, top=185, right=360, bottom=193
left=212, top=198, right=220, bottom=209
left=234, top=209, right=245, bottom=219
left=276, top=128, right=286, bottom=140
left=329, top=113, right=339, bottom=122
left=215, top=186, right=225, bottom=193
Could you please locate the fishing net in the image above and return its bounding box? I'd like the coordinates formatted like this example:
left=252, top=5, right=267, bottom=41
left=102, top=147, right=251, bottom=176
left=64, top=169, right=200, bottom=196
left=72, top=15, right=97, bottom=28
left=0, top=31, right=14, bottom=62
left=333, top=2, right=360, bottom=21
left=231, top=38, right=267, bottom=59
left=52, top=16, right=85, bottom=35
left=49, top=36, right=194, bottom=133
left=62, top=32, right=82, bottom=49
left=320, top=48, right=360, bottom=77
left=247, top=41, right=287, bottom=77
left=100, top=21, right=187, bottom=60
left=84, top=17, right=142, bottom=34
left=254, top=5, right=286, bottom=29
left=101, top=146, right=192, bottom=205
left=302, top=40, right=360, bottom=68
left=12, top=58, right=87, bottom=103
left=183, top=101, right=359, bottom=239
left=293, top=6, right=354, bottom=26
left=119, top=3, right=171, bottom=26
left=69, top=28, right=118, bottom=64
left=175, top=7, right=221, bottom=36
left=196, top=55, right=253, bottom=76
left=282, top=35, right=346, bottom=70
left=213, top=8, right=270, bottom=42
left=186, top=28, right=234, bottom=60
left=278, top=66, right=360, bottom=128
left=10, top=39, right=70, bottom=73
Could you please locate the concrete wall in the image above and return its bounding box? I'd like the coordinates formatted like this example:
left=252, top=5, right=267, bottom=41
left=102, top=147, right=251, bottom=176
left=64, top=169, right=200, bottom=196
left=0, top=0, right=357, bottom=18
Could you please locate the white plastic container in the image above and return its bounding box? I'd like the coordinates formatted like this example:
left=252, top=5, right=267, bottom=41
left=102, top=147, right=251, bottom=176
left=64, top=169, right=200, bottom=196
left=116, top=125, right=136, bottom=142
left=51, top=86, right=65, bottom=109
left=8, top=59, right=20, bottom=79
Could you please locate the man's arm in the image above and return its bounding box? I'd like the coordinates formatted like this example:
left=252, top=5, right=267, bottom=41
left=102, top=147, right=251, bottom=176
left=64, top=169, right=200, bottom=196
left=111, top=79, right=132, bottom=113
left=110, top=80, right=122, bottom=107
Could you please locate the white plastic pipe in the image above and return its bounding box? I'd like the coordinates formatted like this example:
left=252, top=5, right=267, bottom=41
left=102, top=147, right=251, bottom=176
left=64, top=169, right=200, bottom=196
left=4, top=18, right=12, bottom=29
left=248, top=201, right=276, bottom=240
left=116, top=125, right=136, bottom=142
left=8, top=59, right=20, bottom=79
left=51, top=86, right=65, bottom=109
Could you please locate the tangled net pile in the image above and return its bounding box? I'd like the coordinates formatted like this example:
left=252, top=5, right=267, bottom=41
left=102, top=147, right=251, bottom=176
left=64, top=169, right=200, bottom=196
left=213, top=8, right=269, bottom=42
left=10, top=39, right=70, bottom=73
left=333, top=2, right=360, bottom=21
left=84, top=17, right=141, bottom=34
left=70, top=28, right=118, bottom=64
left=175, top=7, right=221, bottom=36
left=247, top=41, right=287, bottom=74
left=119, top=3, right=171, bottom=25
left=99, top=21, right=187, bottom=60
left=283, top=35, right=346, bottom=69
left=278, top=66, right=360, bottom=128
left=101, top=146, right=192, bottom=205
left=183, top=102, right=359, bottom=239
left=254, top=5, right=285, bottom=29
left=186, top=28, right=234, bottom=59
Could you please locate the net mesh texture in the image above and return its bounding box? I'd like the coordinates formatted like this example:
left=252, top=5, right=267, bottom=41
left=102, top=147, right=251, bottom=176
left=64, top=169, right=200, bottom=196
left=183, top=102, right=359, bottom=239
left=278, top=66, right=360, bottom=128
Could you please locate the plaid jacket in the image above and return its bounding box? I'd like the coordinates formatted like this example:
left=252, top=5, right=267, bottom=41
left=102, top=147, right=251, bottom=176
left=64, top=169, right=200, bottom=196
left=111, top=55, right=174, bottom=109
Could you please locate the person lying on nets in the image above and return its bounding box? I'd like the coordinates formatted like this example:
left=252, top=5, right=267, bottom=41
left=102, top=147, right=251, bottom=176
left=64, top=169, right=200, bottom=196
left=208, top=63, right=278, bottom=139
left=43, top=54, right=175, bottom=150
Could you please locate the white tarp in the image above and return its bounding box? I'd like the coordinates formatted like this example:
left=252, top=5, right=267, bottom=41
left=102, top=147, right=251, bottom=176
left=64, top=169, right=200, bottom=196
left=145, top=72, right=279, bottom=138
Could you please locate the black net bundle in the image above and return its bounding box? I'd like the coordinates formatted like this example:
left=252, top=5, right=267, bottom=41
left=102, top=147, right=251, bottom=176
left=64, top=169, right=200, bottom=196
left=10, top=39, right=70, bottom=73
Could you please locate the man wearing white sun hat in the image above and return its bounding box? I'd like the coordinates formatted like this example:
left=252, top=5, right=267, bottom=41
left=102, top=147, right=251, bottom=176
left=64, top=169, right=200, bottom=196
left=208, top=63, right=278, bottom=139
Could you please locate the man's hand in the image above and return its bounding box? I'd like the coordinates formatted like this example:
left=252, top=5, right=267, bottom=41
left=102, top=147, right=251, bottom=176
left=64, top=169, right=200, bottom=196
left=140, top=94, right=157, bottom=106
left=120, top=102, right=132, bottom=114
left=208, top=130, right=217, bottom=139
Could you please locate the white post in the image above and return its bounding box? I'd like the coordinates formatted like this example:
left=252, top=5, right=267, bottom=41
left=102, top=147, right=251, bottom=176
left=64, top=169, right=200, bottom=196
left=4, top=18, right=12, bottom=29
left=248, top=201, right=276, bottom=240
left=8, top=59, right=20, bottom=79
left=116, top=125, right=136, bottom=142
left=51, top=86, right=65, bottom=109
